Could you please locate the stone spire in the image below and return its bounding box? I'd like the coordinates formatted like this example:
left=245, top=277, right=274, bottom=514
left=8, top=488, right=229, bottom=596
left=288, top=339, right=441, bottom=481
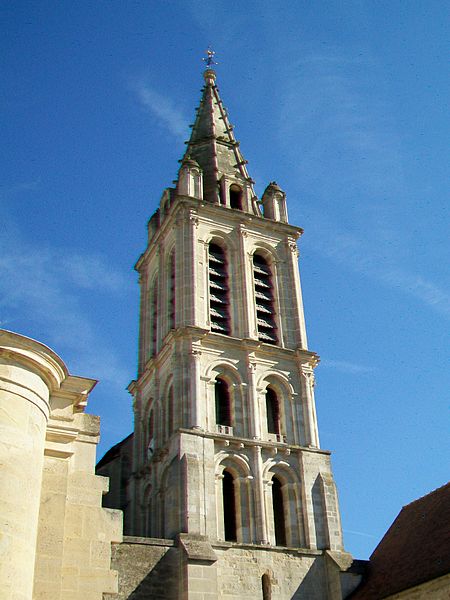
left=182, top=68, right=255, bottom=204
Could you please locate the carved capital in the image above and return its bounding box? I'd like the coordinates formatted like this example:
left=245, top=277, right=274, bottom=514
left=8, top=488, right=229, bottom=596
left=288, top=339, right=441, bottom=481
left=287, top=237, right=299, bottom=255
left=301, top=368, right=316, bottom=388
left=188, top=209, right=199, bottom=227
left=248, top=361, right=257, bottom=373
left=239, top=224, right=249, bottom=238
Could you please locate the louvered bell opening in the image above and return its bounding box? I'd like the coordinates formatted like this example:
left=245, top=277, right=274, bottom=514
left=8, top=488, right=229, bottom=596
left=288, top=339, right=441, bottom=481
left=210, top=306, right=228, bottom=319
left=255, top=303, right=272, bottom=314
left=257, top=317, right=275, bottom=328
left=253, top=263, right=271, bottom=275
left=254, top=279, right=271, bottom=290
left=253, top=253, right=277, bottom=345
left=209, top=266, right=226, bottom=278
left=169, top=256, right=175, bottom=329
left=210, top=293, right=226, bottom=304
left=211, top=321, right=229, bottom=333
left=258, top=330, right=277, bottom=343
left=209, top=243, right=230, bottom=335
left=254, top=290, right=272, bottom=302
left=209, top=251, right=225, bottom=265
left=209, top=279, right=227, bottom=291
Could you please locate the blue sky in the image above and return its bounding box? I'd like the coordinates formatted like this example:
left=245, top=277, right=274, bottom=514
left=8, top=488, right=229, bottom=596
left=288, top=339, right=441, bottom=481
left=1, top=1, right=449, bottom=559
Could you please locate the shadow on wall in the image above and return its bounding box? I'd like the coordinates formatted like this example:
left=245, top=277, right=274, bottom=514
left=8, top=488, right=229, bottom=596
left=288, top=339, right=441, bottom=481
left=109, top=541, right=180, bottom=600
left=291, top=559, right=327, bottom=600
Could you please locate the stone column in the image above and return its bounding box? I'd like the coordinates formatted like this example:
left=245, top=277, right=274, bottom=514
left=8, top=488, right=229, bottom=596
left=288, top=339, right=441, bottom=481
left=190, top=349, right=203, bottom=429
left=236, top=225, right=252, bottom=339
left=253, top=445, right=268, bottom=543
left=0, top=330, right=66, bottom=600
left=300, top=368, right=320, bottom=448
left=246, top=360, right=261, bottom=438
left=286, top=237, right=308, bottom=349
left=137, top=270, right=148, bottom=375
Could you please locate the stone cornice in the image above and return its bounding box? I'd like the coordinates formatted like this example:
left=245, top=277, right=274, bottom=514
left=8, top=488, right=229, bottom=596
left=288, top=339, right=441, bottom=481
left=135, top=194, right=304, bottom=273
left=177, top=427, right=331, bottom=456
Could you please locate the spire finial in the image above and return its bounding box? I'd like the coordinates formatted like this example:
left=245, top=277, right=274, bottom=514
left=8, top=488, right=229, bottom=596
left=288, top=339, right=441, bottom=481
left=202, top=46, right=217, bottom=69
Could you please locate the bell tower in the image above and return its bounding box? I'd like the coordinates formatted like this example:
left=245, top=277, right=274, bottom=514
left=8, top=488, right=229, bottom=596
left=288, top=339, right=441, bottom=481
left=125, top=60, right=352, bottom=598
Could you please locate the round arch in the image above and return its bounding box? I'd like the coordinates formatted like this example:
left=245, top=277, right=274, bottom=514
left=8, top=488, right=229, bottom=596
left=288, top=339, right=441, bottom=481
left=215, top=451, right=252, bottom=479
left=204, top=360, right=242, bottom=385
left=215, top=452, right=255, bottom=544
left=248, top=242, right=280, bottom=264
left=206, top=363, right=245, bottom=437
left=204, top=231, right=238, bottom=252
left=257, top=371, right=294, bottom=396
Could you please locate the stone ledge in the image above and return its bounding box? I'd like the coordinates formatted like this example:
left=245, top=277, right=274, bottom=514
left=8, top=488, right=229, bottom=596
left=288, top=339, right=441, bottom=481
left=179, top=534, right=218, bottom=563
left=212, top=540, right=323, bottom=557
left=121, top=535, right=175, bottom=547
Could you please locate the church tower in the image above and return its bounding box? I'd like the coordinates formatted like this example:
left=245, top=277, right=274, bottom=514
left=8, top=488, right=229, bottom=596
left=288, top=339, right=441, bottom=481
left=122, top=61, right=352, bottom=598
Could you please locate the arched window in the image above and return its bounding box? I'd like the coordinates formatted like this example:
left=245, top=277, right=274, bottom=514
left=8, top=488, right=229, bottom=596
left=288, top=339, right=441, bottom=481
left=144, top=484, right=153, bottom=537
left=272, top=477, right=287, bottom=546
left=208, top=243, right=230, bottom=335
left=218, top=182, right=226, bottom=205
left=167, top=385, right=174, bottom=437
left=168, top=252, right=175, bottom=330
left=222, top=470, right=237, bottom=541
left=146, top=409, right=154, bottom=459
left=253, top=254, right=277, bottom=344
left=266, top=387, right=280, bottom=435
left=150, top=275, right=158, bottom=356
left=262, top=573, right=271, bottom=600
left=229, top=184, right=243, bottom=210
left=215, top=377, right=231, bottom=428
left=192, top=169, right=201, bottom=199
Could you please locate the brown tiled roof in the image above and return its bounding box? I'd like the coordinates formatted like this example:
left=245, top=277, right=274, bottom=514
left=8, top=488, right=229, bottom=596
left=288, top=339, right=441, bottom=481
left=349, top=482, right=450, bottom=599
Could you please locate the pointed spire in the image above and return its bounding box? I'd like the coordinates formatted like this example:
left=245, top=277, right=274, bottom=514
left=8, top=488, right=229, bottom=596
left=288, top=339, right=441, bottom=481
left=181, top=54, right=255, bottom=206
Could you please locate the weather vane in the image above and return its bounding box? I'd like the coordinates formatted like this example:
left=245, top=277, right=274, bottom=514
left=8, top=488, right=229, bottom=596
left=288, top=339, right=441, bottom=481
left=202, top=46, right=217, bottom=68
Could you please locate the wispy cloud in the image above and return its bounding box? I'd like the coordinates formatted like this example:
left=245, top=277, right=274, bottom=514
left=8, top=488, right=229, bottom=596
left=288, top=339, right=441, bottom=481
left=131, top=79, right=188, bottom=140
left=277, top=49, right=450, bottom=320
left=280, top=49, right=404, bottom=201
left=344, top=529, right=377, bottom=539
left=379, top=268, right=450, bottom=316
left=61, top=254, right=129, bottom=292
left=315, top=228, right=450, bottom=319
left=0, top=231, right=132, bottom=389
left=0, top=179, right=41, bottom=201
left=320, top=359, right=376, bottom=375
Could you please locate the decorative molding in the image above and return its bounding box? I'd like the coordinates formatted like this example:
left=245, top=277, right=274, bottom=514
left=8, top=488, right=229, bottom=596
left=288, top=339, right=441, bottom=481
left=188, top=209, right=199, bottom=227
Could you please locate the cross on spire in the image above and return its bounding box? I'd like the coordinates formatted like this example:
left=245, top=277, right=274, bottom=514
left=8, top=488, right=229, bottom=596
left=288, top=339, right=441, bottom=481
left=202, top=46, right=217, bottom=68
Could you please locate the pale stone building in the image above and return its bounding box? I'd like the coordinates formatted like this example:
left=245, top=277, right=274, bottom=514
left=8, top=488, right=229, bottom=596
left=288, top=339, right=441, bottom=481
left=97, top=66, right=360, bottom=599
left=0, top=329, right=121, bottom=600
left=3, top=63, right=447, bottom=600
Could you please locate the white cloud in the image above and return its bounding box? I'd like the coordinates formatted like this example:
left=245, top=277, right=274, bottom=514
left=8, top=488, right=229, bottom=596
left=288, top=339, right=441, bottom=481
left=0, top=232, right=132, bottom=389
left=344, top=529, right=377, bottom=539
left=0, top=179, right=41, bottom=201
left=280, top=49, right=404, bottom=201
left=276, top=49, right=450, bottom=320
left=132, top=79, right=188, bottom=140
left=320, top=359, right=376, bottom=375
left=314, top=228, right=450, bottom=319
left=61, top=254, right=129, bottom=292
left=380, top=268, right=450, bottom=317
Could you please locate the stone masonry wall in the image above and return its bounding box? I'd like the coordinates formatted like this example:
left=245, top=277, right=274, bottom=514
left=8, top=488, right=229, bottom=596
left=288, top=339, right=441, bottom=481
left=213, top=544, right=329, bottom=600
left=107, top=537, right=181, bottom=600
left=109, top=536, right=349, bottom=600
